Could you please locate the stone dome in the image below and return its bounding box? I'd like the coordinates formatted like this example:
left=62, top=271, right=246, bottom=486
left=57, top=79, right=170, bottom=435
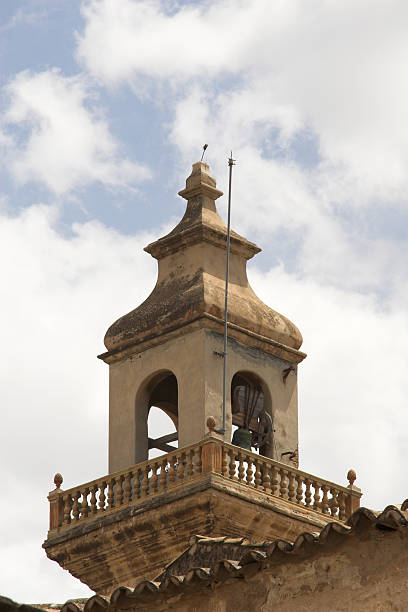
left=102, top=162, right=304, bottom=364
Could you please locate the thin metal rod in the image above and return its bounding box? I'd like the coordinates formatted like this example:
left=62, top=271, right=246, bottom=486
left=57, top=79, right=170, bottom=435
left=200, top=143, right=208, bottom=162
left=220, top=152, right=235, bottom=435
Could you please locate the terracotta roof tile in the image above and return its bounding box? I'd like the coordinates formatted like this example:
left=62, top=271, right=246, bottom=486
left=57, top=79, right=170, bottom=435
left=83, top=595, right=108, bottom=612
left=57, top=502, right=408, bottom=610
left=0, top=597, right=54, bottom=612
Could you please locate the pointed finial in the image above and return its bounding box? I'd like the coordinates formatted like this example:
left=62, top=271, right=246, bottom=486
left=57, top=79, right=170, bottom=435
left=54, top=473, right=63, bottom=489
left=200, top=144, right=208, bottom=162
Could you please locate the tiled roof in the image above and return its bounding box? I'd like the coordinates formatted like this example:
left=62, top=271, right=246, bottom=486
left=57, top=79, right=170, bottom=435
left=0, top=596, right=45, bottom=612
left=0, top=596, right=69, bottom=612
left=156, top=535, right=267, bottom=581
left=0, top=597, right=89, bottom=612
left=59, top=502, right=408, bottom=611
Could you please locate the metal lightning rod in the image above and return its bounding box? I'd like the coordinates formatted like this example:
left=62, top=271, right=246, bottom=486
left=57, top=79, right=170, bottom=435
left=220, top=152, right=236, bottom=435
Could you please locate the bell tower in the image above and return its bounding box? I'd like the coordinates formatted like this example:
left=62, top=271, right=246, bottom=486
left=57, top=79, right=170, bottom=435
left=99, top=161, right=306, bottom=473
left=44, top=161, right=361, bottom=596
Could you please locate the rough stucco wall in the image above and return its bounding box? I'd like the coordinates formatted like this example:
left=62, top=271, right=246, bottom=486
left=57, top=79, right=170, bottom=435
left=140, top=525, right=408, bottom=612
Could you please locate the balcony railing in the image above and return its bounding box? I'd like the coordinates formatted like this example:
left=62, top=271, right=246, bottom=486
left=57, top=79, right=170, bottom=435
left=47, top=431, right=361, bottom=532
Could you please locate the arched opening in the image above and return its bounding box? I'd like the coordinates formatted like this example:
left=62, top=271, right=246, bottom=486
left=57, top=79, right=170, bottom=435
left=146, top=372, right=178, bottom=459
left=231, top=371, right=273, bottom=456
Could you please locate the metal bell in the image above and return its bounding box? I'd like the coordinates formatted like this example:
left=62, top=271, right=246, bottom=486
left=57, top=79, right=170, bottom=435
left=231, top=427, right=252, bottom=451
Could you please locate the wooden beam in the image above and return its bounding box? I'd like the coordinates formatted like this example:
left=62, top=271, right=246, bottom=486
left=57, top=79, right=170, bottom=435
left=148, top=432, right=178, bottom=453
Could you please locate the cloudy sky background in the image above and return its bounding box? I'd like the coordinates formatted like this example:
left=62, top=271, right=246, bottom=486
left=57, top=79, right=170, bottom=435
left=1, top=0, right=408, bottom=603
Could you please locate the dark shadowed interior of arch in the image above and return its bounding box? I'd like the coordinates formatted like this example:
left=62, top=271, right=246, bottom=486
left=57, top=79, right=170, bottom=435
left=147, top=373, right=178, bottom=459
left=231, top=372, right=269, bottom=454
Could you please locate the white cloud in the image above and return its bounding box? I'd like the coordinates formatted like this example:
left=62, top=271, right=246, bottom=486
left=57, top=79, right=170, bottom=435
left=75, top=0, right=408, bottom=511
left=2, top=68, right=151, bottom=195
left=250, top=264, right=408, bottom=505
left=77, top=0, right=408, bottom=193
left=1, top=5, right=47, bottom=30
left=3, top=0, right=408, bottom=604
left=77, top=0, right=408, bottom=265
left=77, top=0, right=242, bottom=84
left=1, top=201, right=407, bottom=602
left=0, top=203, right=157, bottom=601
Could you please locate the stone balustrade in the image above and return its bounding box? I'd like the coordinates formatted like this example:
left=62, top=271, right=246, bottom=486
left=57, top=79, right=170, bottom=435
left=48, top=435, right=361, bottom=531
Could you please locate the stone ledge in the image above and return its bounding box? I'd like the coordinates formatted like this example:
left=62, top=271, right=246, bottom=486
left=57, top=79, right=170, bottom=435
left=43, top=473, right=335, bottom=595
left=44, top=473, right=330, bottom=548
left=99, top=314, right=307, bottom=365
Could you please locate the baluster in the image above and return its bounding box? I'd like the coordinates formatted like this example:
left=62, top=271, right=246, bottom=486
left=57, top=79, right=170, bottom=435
left=279, top=468, right=288, bottom=499
left=124, top=471, right=132, bottom=503
left=187, top=449, right=194, bottom=478
left=98, top=481, right=107, bottom=511
left=142, top=465, right=150, bottom=497
left=178, top=453, right=185, bottom=483
left=90, top=484, right=98, bottom=514
left=338, top=491, right=346, bottom=521
left=133, top=469, right=142, bottom=499
left=246, top=455, right=254, bottom=486
left=304, top=478, right=312, bottom=507
left=149, top=463, right=158, bottom=493
left=63, top=494, right=72, bottom=525
left=254, top=460, right=262, bottom=488
left=228, top=449, right=236, bottom=479
left=138, top=467, right=146, bottom=498
left=222, top=447, right=228, bottom=476
left=160, top=459, right=168, bottom=490
left=116, top=475, right=124, bottom=507
left=237, top=452, right=245, bottom=482
left=138, top=468, right=145, bottom=499
left=72, top=490, right=80, bottom=521
left=168, top=455, right=177, bottom=484
left=288, top=472, right=296, bottom=502
left=81, top=487, right=89, bottom=519
left=195, top=445, right=202, bottom=475
left=271, top=465, right=279, bottom=496
left=321, top=485, right=330, bottom=514
left=107, top=477, right=115, bottom=509
left=262, top=462, right=271, bottom=492
left=313, top=481, right=321, bottom=512
left=330, top=489, right=339, bottom=518
left=296, top=475, right=304, bottom=505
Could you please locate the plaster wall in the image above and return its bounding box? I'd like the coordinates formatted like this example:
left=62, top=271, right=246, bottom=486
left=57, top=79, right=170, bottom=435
left=108, top=328, right=298, bottom=473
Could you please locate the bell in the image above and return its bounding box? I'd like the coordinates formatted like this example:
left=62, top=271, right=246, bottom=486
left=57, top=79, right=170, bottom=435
left=231, top=427, right=252, bottom=451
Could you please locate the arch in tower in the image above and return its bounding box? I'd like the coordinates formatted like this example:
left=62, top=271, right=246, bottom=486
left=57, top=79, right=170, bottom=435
left=231, top=370, right=274, bottom=457
left=135, top=370, right=178, bottom=460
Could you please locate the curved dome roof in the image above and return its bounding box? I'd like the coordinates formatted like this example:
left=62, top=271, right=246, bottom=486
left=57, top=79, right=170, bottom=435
left=102, top=162, right=304, bottom=363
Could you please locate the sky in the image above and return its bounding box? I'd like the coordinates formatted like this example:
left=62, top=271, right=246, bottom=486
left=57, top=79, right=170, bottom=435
left=1, top=0, right=408, bottom=604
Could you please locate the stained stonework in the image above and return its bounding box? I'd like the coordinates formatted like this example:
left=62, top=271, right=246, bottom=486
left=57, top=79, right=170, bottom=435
left=102, top=161, right=303, bottom=358
left=99, top=161, right=306, bottom=473
left=59, top=503, right=408, bottom=612
left=43, top=472, right=333, bottom=596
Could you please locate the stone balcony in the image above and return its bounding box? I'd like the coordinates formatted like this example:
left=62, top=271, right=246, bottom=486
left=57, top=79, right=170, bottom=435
left=43, top=428, right=361, bottom=596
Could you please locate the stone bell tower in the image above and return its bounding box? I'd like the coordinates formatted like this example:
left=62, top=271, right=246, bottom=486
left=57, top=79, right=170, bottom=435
left=44, top=161, right=361, bottom=596
left=99, top=161, right=306, bottom=473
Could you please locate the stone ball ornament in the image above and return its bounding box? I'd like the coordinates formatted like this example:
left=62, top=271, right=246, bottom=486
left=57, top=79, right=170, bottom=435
left=206, top=416, right=216, bottom=432
left=347, top=469, right=357, bottom=486
left=54, top=473, right=63, bottom=489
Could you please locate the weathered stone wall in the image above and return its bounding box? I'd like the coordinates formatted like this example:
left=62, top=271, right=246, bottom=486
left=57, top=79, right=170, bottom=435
left=44, top=474, right=329, bottom=596
left=130, top=521, right=408, bottom=611
left=104, top=160, right=304, bottom=474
